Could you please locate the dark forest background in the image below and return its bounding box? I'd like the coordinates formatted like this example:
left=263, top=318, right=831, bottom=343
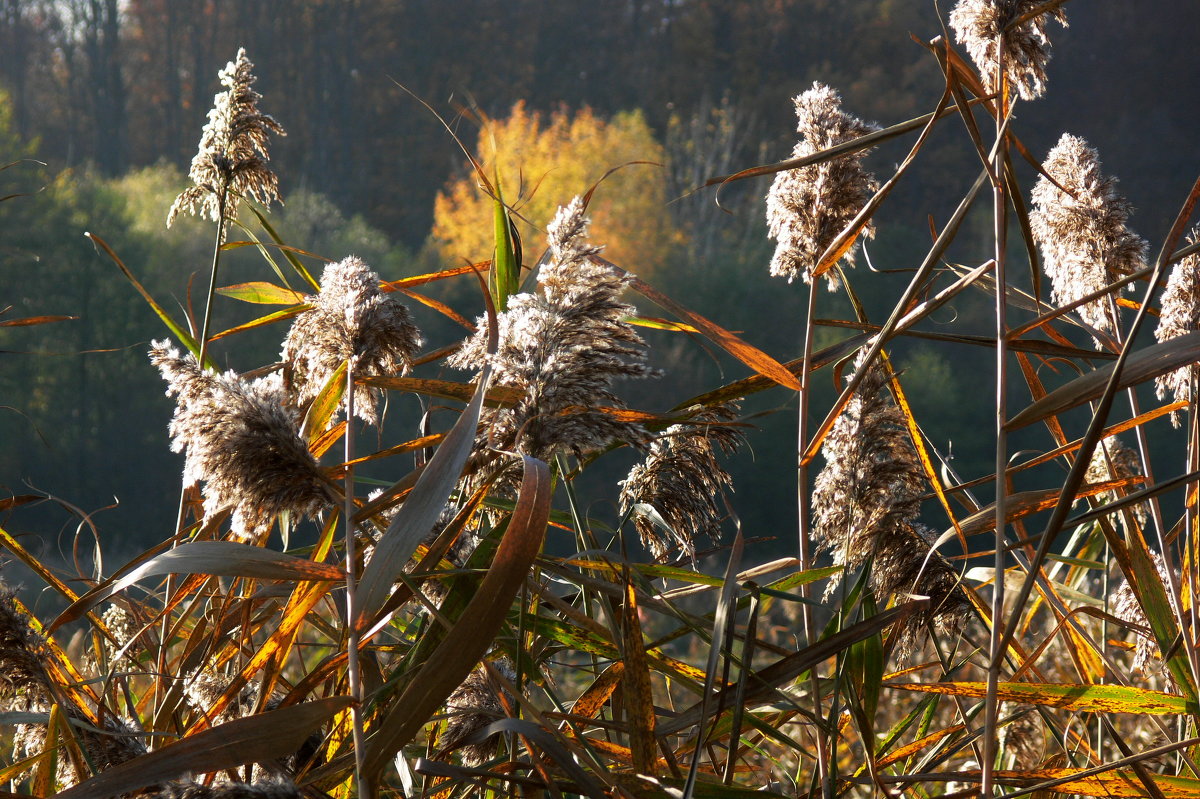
left=2, top=0, right=1198, bottom=562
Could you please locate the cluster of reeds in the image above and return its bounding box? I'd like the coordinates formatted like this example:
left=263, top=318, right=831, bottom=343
left=5, top=3, right=1200, bottom=797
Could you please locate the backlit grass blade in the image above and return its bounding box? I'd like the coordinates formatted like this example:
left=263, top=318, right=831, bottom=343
left=887, top=681, right=1197, bottom=715
left=353, top=363, right=493, bottom=629
left=360, top=454, right=551, bottom=778
left=55, top=697, right=352, bottom=799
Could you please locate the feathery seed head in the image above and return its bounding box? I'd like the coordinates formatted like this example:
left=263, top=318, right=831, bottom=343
left=281, top=256, right=422, bottom=427
left=168, top=48, right=286, bottom=232
left=948, top=0, right=1067, bottom=101
left=442, top=661, right=516, bottom=767
left=451, top=198, right=655, bottom=461
left=1030, top=133, right=1147, bottom=338
left=619, top=403, right=743, bottom=562
left=0, top=585, right=51, bottom=707
left=148, top=781, right=304, bottom=799
left=872, top=521, right=969, bottom=660
left=1155, top=228, right=1200, bottom=420
left=809, top=356, right=966, bottom=656
left=151, top=341, right=330, bottom=541
left=1085, top=434, right=1147, bottom=531
left=765, top=83, right=879, bottom=288
left=810, top=357, right=925, bottom=591
left=1112, top=552, right=1173, bottom=677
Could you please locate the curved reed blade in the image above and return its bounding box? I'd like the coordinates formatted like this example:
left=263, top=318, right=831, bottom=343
left=55, top=697, right=352, bottom=799
left=361, top=454, right=551, bottom=778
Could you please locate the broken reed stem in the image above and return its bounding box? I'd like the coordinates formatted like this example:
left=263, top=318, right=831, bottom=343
left=982, top=35, right=1008, bottom=799
left=344, top=358, right=370, bottom=799
left=797, top=280, right=830, bottom=796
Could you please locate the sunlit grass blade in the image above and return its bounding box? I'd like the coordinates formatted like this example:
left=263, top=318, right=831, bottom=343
left=216, top=280, right=307, bottom=304
left=55, top=697, right=352, bottom=799
left=360, top=454, right=551, bottom=778
left=887, top=681, right=1197, bottom=714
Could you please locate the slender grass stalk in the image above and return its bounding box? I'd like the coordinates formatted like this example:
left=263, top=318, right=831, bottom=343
left=343, top=358, right=370, bottom=799
left=796, top=280, right=830, bottom=796
left=981, top=34, right=1009, bottom=798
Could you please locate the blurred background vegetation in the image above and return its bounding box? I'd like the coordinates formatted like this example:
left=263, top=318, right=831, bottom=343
left=1, top=0, right=1195, bottom=560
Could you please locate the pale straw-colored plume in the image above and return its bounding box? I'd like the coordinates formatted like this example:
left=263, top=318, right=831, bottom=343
left=1154, top=227, right=1200, bottom=422
left=765, top=82, right=879, bottom=288
left=619, top=403, right=743, bottom=562
left=451, top=197, right=655, bottom=461
left=1030, top=133, right=1148, bottom=340
left=168, top=48, right=286, bottom=232
left=441, top=660, right=515, bottom=767
left=1085, top=434, right=1147, bottom=531
left=1, top=585, right=145, bottom=787
left=811, top=355, right=966, bottom=656
left=948, top=0, right=1067, bottom=101
left=281, top=256, right=422, bottom=427
left=150, top=341, right=331, bottom=541
left=1112, top=551, right=1173, bottom=677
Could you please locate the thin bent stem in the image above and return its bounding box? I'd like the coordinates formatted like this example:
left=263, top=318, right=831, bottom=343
left=982, top=38, right=1009, bottom=799
left=344, top=359, right=370, bottom=798
left=797, top=281, right=829, bottom=795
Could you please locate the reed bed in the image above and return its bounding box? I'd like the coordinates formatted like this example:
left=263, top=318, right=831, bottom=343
left=5, top=2, right=1200, bottom=797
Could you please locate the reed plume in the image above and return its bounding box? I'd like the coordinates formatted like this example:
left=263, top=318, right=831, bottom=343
left=441, top=660, right=515, bottom=767
left=451, top=197, right=655, bottom=461
left=168, top=48, right=285, bottom=232
left=1030, top=133, right=1147, bottom=339
left=1085, top=434, right=1147, bottom=531
left=1112, top=552, right=1172, bottom=677
left=150, top=341, right=331, bottom=541
left=948, top=0, right=1067, bottom=101
left=619, top=403, right=742, bottom=562
left=765, top=82, right=879, bottom=288
left=811, top=357, right=966, bottom=656
left=281, top=255, right=422, bottom=427
left=1154, top=227, right=1200, bottom=422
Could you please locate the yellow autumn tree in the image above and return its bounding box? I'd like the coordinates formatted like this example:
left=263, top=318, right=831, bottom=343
left=432, top=102, right=682, bottom=280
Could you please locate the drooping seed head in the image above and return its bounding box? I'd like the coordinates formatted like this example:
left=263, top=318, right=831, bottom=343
left=619, top=403, right=743, bottom=562
left=451, top=198, right=655, bottom=461
left=151, top=341, right=330, bottom=541
left=1154, top=227, right=1200, bottom=422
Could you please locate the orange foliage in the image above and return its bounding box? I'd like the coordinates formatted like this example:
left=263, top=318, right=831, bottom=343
left=432, top=102, right=682, bottom=280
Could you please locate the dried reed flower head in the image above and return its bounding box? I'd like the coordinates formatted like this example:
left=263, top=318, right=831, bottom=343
left=999, top=707, right=1045, bottom=769
left=14, top=712, right=147, bottom=789
left=98, top=602, right=140, bottom=670
left=151, top=341, right=331, bottom=541
left=282, top=256, right=422, bottom=427
left=1030, top=134, right=1148, bottom=338
left=948, top=0, right=1067, bottom=101
left=1112, top=552, right=1173, bottom=677
left=811, top=356, right=925, bottom=592
left=873, top=521, right=969, bottom=660
left=619, top=403, right=743, bottom=562
left=810, top=356, right=967, bottom=656
left=168, top=48, right=286, bottom=231
left=442, top=660, right=515, bottom=767
left=765, top=83, right=879, bottom=288
left=450, top=198, right=655, bottom=461
left=149, top=781, right=303, bottom=799
left=0, top=585, right=51, bottom=707
left=1155, top=227, right=1200, bottom=422
left=1085, top=434, right=1147, bottom=530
